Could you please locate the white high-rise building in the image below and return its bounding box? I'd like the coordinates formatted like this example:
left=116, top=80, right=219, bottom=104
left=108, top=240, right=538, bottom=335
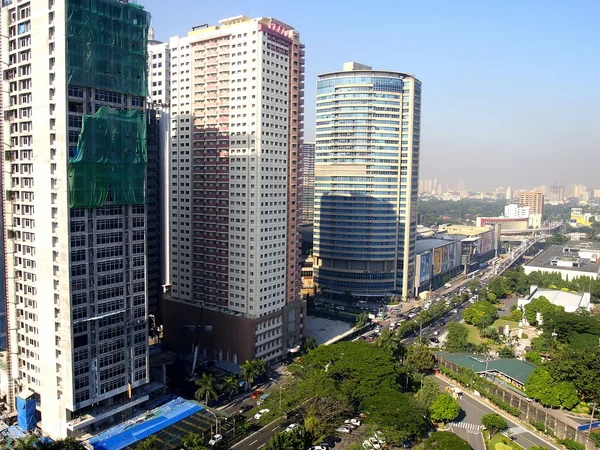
left=504, top=204, right=530, bottom=218
left=1, top=0, right=150, bottom=438
left=160, top=16, right=305, bottom=364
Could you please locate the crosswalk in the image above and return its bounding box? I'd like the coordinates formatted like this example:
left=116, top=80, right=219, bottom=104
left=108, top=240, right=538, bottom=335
left=450, top=421, right=482, bottom=431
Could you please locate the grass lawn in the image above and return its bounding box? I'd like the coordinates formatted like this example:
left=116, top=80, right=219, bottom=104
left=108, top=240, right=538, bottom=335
left=485, top=431, right=525, bottom=450
left=465, top=323, right=486, bottom=345
left=493, top=319, right=518, bottom=329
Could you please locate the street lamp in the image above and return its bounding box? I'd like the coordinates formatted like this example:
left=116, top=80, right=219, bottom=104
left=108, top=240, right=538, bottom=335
left=270, top=377, right=283, bottom=416
left=204, top=407, right=220, bottom=436
left=588, top=403, right=598, bottom=434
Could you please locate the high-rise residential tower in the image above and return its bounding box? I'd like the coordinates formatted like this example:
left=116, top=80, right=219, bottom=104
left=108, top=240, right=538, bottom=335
left=300, top=142, right=315, bottom=223
left=1, top=0, right=150, bottom=437
left=519, top=190, right=544, bottom=215
left=313, top=62, right=421, bottom=300
left=161, top=16, right=305, bottom=364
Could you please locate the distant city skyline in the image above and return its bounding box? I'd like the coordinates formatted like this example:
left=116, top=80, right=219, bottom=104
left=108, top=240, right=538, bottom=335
left=146, top=0, right=600, bottom=189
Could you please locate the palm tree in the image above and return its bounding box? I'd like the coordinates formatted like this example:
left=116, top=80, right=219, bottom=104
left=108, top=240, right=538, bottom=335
left=222, top=374, right=240, bottom=399
left=15, top=436, right=37, bottom=450
left=301, top=336, right=318, bottom=352
left=195, top=373, right=219, bottom=405
left=182, top=433, right=208, bottom=450
left=240, top=360, right=258, bottom=386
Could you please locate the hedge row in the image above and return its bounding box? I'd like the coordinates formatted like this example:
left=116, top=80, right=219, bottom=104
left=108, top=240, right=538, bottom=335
left=439, top=365, right=521, bottom=417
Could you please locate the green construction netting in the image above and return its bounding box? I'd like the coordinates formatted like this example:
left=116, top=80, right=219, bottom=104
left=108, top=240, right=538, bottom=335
left=68, top=106, right=147, bottom=208
left=66, top=0, right=150, bottom=97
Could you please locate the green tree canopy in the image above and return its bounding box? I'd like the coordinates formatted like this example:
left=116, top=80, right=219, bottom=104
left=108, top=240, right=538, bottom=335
left=194, top=373, right=219, bottom=405
left=424, top=432, right=471, bottom=450
left=524, top=296, right=563, bottom=325
left=445, top=323, right=470, bottom=352
left=481, top=413, right=507, bottom=436
left=462, top=300, right=497, bottom=329
left=546, top=347, right=600, bottom=401
left=362, top=390, right=428, bottom=438
left=524, top=351, right=542, bottom=365
left=417, top=377, right=443, bottom=409
left=429, top=393, right=461, bottom=424
left=498, top=346, right=516, bottom=359
left=376, top=329, right=407, bottom=362
left=405, top=344, right=435, bottom=375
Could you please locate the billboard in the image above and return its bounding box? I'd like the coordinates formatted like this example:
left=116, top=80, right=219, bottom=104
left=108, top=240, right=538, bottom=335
left=433, top=247, right=443, bottom=275
left=420, top=252, right=431, bottom=283
left=480, top=230, right=493, bottom=254
left=442, top=245, right=451, bottom=272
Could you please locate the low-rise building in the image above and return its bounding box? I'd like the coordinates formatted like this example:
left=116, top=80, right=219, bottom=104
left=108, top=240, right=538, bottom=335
left=524, top=242, right=600, bottom=280
left=414, top=239, right=462, bottom=296
left=436, top=224, right=499, bottom=272
left=476, top=216, right=529, bottom=230
left=518, top=285, right=592, bottom=318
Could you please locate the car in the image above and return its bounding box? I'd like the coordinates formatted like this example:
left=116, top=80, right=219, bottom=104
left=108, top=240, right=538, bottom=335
left=251, top=389, right=263, bottom=399
left=285, top=423, right=300, bottom=432
left=335, top=426, right=352, bottom=433
left=254, top=408, right=270, bottom=420
left=357, top=412, right=368, bottom=419
left=208, top=434, right=223, bottom=446
left=432, top=330, right=439, bottom=336
left=452, top=309, right=458, bottom=314
left=238, top=404, right=253, bottom=414
left=368, top=437, right=382, bottom=449
left=408, top=313, right=416, bottom=318
left=439, top=320, right=446, bottom=326
left=430, top=337, right=440, bottom=344
left=498, top=307, right=506, bottom=312
left=342, top=422, right=356, bottom=429
left=318, top=442, right=335, bottom=449
left=326, top=436, right=342, bottom=443
left=373, top=432, right=386, bottom=444
left=345, top=418, right=361, bottom=426
left=309, top=447, right=327, bottom=450
left=363, top=441, right=374, bottom=449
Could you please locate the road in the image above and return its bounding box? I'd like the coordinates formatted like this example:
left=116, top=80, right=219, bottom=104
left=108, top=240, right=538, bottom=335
left=435, top=377, right=561, bottom=450
left=230, top=418, right=282, bottom=449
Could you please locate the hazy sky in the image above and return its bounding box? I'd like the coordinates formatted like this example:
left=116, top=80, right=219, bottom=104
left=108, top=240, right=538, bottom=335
left=144, top=0, right=600, bottom=189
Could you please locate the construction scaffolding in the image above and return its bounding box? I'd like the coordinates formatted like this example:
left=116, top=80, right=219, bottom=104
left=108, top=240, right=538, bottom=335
left=68, top=107, right=147, bottom=208
left=66, top=0, right=150, bottom=97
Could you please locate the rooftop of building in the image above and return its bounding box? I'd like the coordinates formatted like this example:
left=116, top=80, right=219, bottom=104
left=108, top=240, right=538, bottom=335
left=86, top=397, right=223, bottom=450
left=526, top=242, right=600, bottom=274
left=415, top=238, right=456, bottom=254
left=527, top=287, right=590, bottom=312
left=437, top=224, right=491, bottom=237
left=437, top=352, right=537, bottom=386
left=318, top=62, right=416, bottom=80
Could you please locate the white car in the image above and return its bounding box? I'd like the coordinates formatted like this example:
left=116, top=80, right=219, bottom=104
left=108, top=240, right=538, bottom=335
left=254, top=408, right=270, bottom=420
left=336, top=426, right=352, bottom=433
left=285, top=423, right=300, bottom=433
left=345, top=418, right=361, bottom=426
left=373, top=432, right=386, bottom=444
left=208, top=434, right=223, bottom=446
left=369, top=437, right=382, bottom=449
left=433, top=330, right=439, bottom=336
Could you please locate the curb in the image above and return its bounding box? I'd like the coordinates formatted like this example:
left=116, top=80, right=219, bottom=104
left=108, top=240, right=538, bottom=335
left=435, top=374, right=562, bottom=450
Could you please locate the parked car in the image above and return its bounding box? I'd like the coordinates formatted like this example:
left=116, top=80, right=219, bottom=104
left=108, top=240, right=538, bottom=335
left=335, top=426, right=352, bottom=434
left=430, top=337, right=440, bottom=344
left=238, top=404, right=253, bottom=414
left=345, top=418, right=361, bottom=426
left=208, top=434, right=223, bottom=446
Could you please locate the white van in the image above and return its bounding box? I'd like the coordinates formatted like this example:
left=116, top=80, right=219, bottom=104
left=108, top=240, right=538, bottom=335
left=444, top=283, right=452, bottom=288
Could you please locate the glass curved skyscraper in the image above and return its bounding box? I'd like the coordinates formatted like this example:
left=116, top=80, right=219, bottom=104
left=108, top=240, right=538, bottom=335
left=313, top=62, right=421, bottom=300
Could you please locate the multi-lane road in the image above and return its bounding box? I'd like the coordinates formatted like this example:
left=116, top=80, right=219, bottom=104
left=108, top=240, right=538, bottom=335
left=436, top=377, right=560, bottom=450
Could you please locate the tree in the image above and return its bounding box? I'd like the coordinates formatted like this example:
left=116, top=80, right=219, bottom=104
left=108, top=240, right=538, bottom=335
left=424, top=432, right=471, bottom=450
left=417, top=377, right=442, bottom=409
left=376, top=329, right=407, bottom=362
left=301, top=335, right=318, bottom=352
left=135, top=437, right=158, bottom=450
left=445, top=323, right=470, bottom=352
left=524, top=296, right=563, bottom=325
left=554, top=381, right=580, bottom=410
left=429, top=393, right=461, bottom=424
left=498, top=346, right=516, bottom=359
left=195, top=373, right=219, bottom=405
left=547, top=347, right=600, bottom=401
left=405, top=344, right=435, bottom=376
left=354, top=312, right=369, bottom=328
left=362, top=390, right=428, bottom=438
left=240, top=359, right=267, bottom=386
left=481, top=413, right=507, bottom=436
left=525, top=351, right=542, bottom=366
left=462, top=301, right=497, bottom=329
left=221, top=374, right=240, bottom=399
left=15, top=437, right=37, bottom=450
left=524, top=368, right=578, bottom=408
left=469, top=278, right=482, bottom=293
left=182, top=433, right=209, bottom=450
left=267, top=426, right=312, bottom=450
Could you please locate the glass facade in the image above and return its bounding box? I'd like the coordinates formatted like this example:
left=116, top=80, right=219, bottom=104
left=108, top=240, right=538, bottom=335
left=313, top=68, right=421, bottom=299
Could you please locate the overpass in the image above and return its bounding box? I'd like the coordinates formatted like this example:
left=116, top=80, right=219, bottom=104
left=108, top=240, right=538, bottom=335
left=496, top=233, right=552, bottom=274
left=499, top=222, right=563, bottom=242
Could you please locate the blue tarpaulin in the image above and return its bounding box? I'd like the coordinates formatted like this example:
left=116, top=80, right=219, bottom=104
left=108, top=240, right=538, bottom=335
left=16, top=395, right=36, bottom=431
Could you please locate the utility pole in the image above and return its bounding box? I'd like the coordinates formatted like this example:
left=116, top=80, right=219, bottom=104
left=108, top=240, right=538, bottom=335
left=419, top=320, right=423, bottom=342
left=588, top=403, right=597, bottom=433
